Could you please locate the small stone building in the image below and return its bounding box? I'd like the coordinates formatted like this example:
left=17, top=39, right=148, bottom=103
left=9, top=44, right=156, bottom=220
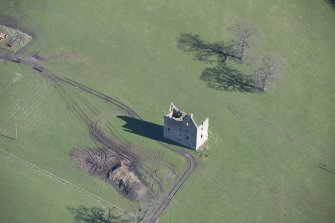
left=163, top=103, right=208, bottom=150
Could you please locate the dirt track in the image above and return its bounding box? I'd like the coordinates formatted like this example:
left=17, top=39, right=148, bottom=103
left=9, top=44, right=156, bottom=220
left=0, top=51, right=196, bottom=223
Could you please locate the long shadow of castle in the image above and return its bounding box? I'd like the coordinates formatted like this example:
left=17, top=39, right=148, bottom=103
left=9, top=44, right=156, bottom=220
left=117, top=103, right=209, bottom=150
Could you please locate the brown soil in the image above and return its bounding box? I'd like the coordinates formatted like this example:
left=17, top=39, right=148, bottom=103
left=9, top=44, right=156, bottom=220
left=70, top=147, right=150, bottom=201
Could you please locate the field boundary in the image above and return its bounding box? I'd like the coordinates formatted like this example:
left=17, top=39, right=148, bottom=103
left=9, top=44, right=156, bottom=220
left=0, top=148, right=134, bottom=217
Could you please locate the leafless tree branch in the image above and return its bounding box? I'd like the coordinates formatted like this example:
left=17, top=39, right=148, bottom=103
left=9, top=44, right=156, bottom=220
left=252, top=54, right=284, bottom=91
left=229, top=21, right=260, bottom=61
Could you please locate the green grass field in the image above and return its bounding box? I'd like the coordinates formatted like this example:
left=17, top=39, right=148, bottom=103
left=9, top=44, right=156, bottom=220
left=0, top=151, right=126, bottom=223
left=0, top=0, right=334, bottom=222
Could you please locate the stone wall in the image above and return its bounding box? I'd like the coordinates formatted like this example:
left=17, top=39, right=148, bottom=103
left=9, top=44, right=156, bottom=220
left=196, top=118, right=209, bottom=149
left=163, top=115, right=197, bottom=149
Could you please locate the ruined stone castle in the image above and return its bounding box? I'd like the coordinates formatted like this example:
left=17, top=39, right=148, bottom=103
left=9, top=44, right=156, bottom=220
left=163, top=103, right=209, bottom=150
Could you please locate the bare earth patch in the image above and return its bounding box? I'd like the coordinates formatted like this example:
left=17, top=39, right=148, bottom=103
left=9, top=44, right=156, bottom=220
left=0, top=24, right=32, bottom=53
left=70, top=147, right=150, bottom=201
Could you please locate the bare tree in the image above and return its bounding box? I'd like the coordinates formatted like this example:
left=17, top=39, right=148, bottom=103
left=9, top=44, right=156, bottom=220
left=177, top=22, right=259, bottom=64
left=177, top=22, right=259, bottom=65
left=134, top=200, right=154, bottom=223
left=68, top=206, right=128, bottom=223
left=252, top=55, right=283, bottom=91
left=177, top=21, right=283, bottom=93
left=229, top=21, right=260, bottom=61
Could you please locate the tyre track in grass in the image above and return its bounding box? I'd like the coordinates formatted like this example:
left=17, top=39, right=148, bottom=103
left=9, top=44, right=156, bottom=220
left=0, top=52, right=196, bottom=223
left=148, top=149, right=195, bottom=223
left=45, top=66, right=167, bottom=194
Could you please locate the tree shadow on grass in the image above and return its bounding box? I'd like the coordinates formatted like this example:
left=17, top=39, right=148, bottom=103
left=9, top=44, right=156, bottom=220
left=327, top=0, right=335, bottom=9
left=68, top=206, right=129, bottom=223
left=200, top=65, right=260, bottom=92
left=177, top=33, right=260, bottom=93
left=117, top=116, right=188, bottom=149
left=176, top=33, right=240, bottom=64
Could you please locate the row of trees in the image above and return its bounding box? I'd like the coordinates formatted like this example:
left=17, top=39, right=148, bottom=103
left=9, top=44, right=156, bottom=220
left=68, top=201, right=154, bottom=223
left=177, top=22, right=283, bottom=92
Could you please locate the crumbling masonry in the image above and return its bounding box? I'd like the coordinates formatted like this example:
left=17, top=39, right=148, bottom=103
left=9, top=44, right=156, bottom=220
left=163, top=103, right=208, bottom=150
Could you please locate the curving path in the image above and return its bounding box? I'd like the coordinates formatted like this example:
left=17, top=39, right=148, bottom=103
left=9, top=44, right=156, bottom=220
left=0, top=52, right=196, bottom=223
